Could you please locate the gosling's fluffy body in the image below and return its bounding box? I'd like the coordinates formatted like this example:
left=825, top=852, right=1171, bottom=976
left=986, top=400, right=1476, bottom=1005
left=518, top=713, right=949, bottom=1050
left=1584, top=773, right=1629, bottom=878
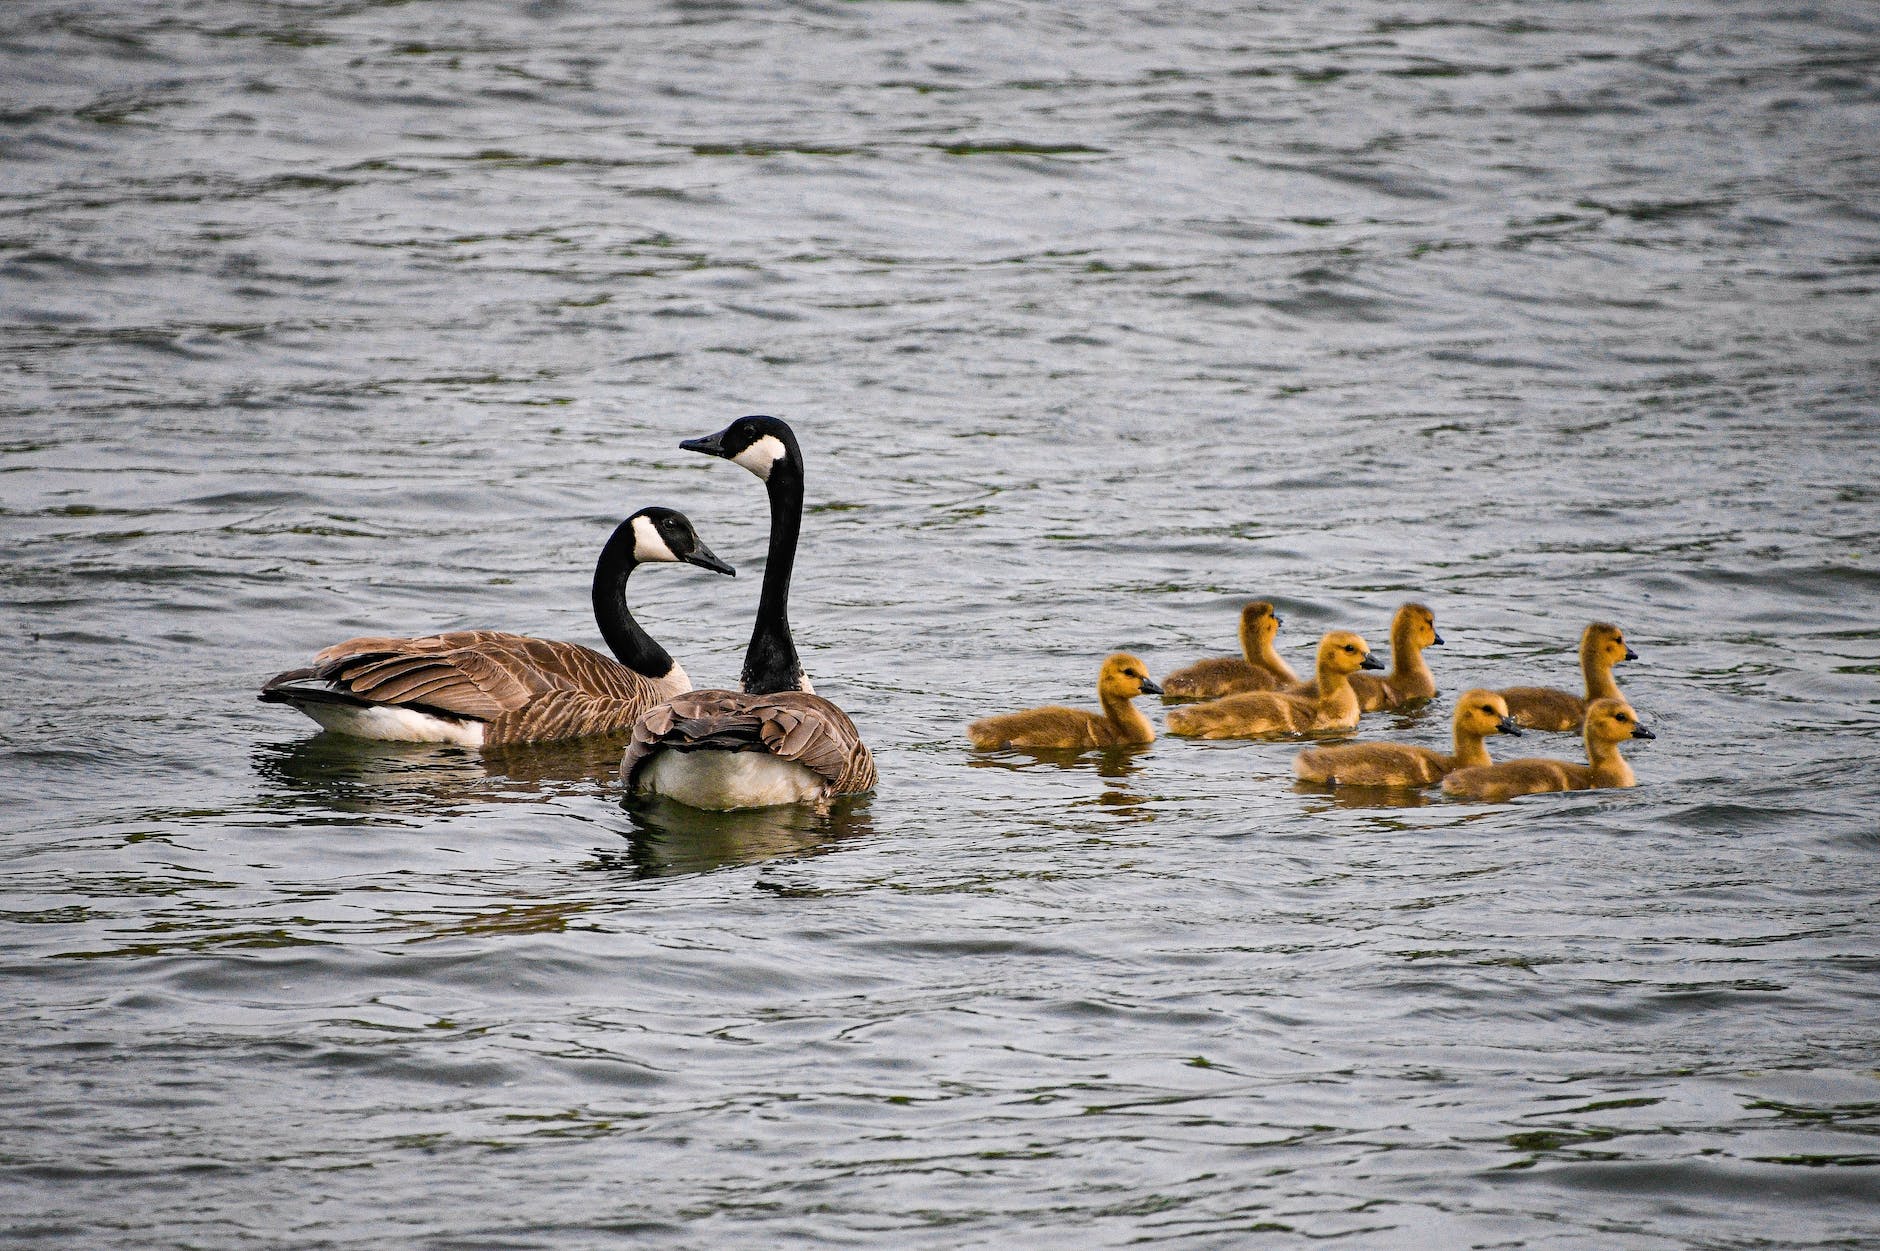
left=1166, top=631, right=1380, bottom=739
left=1293, top=689, right=1519, bottom=788
left=1442, top=697, right=1652, bottom=802
left=967, top=653, right=1162, bottom=750
left=1161, top=601, right=1302, bottom=700
left=1499, top=622, right=1636, bottom=731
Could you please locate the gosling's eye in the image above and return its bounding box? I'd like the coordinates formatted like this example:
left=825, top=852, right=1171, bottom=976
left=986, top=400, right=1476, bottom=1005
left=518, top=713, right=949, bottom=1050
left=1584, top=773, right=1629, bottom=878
left=1616, top=713, right=1630, bottom=721
left=1343, top=645, right=1356, bottom=653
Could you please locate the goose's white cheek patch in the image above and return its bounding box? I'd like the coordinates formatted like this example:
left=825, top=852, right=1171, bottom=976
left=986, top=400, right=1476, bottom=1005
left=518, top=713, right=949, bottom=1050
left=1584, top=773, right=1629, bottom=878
left=631, top=515, right=679, bottom=563
left=731, top=434, right=787, bottom=481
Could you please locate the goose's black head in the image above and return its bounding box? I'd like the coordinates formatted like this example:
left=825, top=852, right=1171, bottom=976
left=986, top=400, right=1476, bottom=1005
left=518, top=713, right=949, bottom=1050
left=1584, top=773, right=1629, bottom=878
left=628, top=506, right=735, bottom=576
left=680, top=415, right=800, bottom=483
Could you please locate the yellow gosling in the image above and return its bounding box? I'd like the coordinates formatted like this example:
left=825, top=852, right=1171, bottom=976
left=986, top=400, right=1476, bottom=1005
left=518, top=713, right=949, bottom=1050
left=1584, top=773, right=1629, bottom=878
left=1442, top=697, right=1653, bottom=802
left=1166, top=631, right=1380, bottom=739
left=967, top=653, right=1162, bottom=750
left=1285, top=603, right=1443, bottom=712
left=1499, top=621, right=1636, bottom=731
left=1351, top=602, right=1443, bottom=711
left=1294, top=690, right=1520, bottom=788
left=1161, top=601, right=1302, bottom=700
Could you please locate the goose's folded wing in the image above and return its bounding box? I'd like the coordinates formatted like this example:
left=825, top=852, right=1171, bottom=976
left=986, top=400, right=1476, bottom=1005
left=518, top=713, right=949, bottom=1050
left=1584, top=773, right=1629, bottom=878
left=485, top=688, right=649, bottom=746
left=621, top=690, right=876, bottom=793
left=303, top=634, right=620, bottom=721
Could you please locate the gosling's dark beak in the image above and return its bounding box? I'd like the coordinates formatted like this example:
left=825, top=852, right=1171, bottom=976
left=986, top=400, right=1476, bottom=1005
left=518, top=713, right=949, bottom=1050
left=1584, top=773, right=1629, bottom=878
left=1137, top=676, right=1163, bottom=696
left=1360, top=652, right=1385, bottom=670
left=1274, top=615, right=1284, bottom=627
left=680, top=427, right=730, bottom=458
left=1431, top=632, right=1445, bottom=646
left=1497, top=716, right=1522, bottom=736
left=1631, top=723, right=1655, bottom=740
left=684, top=540, right=736, bottom=577
left=1624, top=646, right=1639, bottom=661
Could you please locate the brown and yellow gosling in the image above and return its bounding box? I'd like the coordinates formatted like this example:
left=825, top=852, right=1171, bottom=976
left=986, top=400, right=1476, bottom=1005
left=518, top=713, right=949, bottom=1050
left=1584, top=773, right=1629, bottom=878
left=1293, top=690, right=1520, bottom=788
left=1344, top=602, right=1442, bottom=711
left=1166, top=631, right=1380, bottom=739
left=1442, top=697, right=1652, bottom=802
left=967, top=653, right=1162, bottom=750
left=1161, top=601, right=1302, bottom=700
left=1498, top=621, right=1636, bottom=731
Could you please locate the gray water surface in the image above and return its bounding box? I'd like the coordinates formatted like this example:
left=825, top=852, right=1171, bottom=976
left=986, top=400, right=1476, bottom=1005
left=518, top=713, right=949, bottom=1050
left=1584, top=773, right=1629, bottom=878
left=3, top=2, right=1878, bottom=1247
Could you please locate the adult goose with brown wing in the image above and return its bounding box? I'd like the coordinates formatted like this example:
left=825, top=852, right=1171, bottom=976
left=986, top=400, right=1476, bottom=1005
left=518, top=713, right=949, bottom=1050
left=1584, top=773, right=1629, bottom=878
left=259, top=507, right=733, bottom=748
left=622, top=416, right=877, bottom=810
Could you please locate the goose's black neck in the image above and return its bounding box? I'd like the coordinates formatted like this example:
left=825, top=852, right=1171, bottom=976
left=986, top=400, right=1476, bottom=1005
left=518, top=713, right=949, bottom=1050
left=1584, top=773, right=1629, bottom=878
left=592, top=519, right=674, bottom=679
left=742, top=451, right=807, bottom=695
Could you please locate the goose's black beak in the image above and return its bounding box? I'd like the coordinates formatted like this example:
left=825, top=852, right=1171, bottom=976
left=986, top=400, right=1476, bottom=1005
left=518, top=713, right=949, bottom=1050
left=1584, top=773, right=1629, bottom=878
left=1360, top=653, right=1385, bottom=670
left=1631, top=723, right=1655, bottom=740
left=1274, top=615, right=1284, bottom=627
left=684, top=542, right=736, bottom=577
left=1138, top=676, right=1163, bottom=696
left=1431, top=632, right=1445, bottom=646
left=680, top=428, right=729, bottom=458
left=1624, top=646, right=1639, bottom=661
left=1497, top=716, right=1522, bottom=736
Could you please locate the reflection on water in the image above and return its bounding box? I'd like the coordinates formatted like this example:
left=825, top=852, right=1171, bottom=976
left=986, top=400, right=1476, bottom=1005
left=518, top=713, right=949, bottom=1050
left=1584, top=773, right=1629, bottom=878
left=256, top=732, right=874, bottom=876
left=253, top=732, right=625, bottom=815
left=611, top=794, right=876, bottom=878
left=1293, top=779, right=1435, bottom=811
left=966, top=743, right=1152, bottom=780
left=968, top=744, right=1158, bottom=823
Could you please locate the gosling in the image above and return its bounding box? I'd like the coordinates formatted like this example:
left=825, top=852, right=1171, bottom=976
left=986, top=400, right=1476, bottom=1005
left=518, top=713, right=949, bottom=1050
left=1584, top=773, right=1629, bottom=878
left=1161, top=601, right=1302, bottom=700
left=966, top=653, right=1162, bottom=750
left=1166, top=631, right=1380, bottom=739
left=1343, top=602, right=1443, bottom=712
left=1293, top=690, right=1520, bottom=788
left=1442, top=697, right=1653, bottom=802
left=1498, top=621, right=1636, bottom=731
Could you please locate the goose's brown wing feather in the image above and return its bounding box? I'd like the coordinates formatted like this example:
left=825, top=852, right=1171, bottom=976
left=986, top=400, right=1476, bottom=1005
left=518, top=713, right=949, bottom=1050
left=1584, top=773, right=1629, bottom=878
left=622, top=689, right=877, bottom=795
left=304, top=633, right=648, bottom=723
left=484, top=688, right=654, bottom=747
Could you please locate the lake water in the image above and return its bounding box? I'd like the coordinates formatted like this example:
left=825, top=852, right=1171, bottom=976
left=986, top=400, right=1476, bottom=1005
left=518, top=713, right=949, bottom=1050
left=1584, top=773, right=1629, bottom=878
left=3, top=1, right=1877, bottom=1246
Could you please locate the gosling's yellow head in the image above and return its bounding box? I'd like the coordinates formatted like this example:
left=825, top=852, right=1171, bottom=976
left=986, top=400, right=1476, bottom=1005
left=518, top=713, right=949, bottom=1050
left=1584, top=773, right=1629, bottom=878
left=1098, top=653, right=1161, bottom=700
left=1585, top=697, right=1653, bottom=744
left=1240, top=600, right=1281, bottom=641
left=1582, top=621, right=1637, bottom=666
left=1393, top=602, right=1442, bottom=649
left=1317, top=631, right=1382, bottom=676
left=1454, top=689, right=1520, bottom=738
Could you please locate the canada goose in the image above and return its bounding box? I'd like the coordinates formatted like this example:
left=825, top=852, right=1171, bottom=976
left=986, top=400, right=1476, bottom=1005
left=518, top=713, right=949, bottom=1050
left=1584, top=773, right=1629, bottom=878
left=621, top=416, right=877, bottom=810
left=1165, top=631, right=1381, bottom=739
left=1325, top=602, right=1441, bottom=712
left=259, top=507, right=734, bottom=748
left=1442, top=697, right=1653, bottom=802
left=1161, top=601, right=1301, bottom=700
left=967, top=653, right=1162, bottom=750
left=1293, top=689, right=1519, bottom=787
left=1498, top=622, right=1636, bottom=731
